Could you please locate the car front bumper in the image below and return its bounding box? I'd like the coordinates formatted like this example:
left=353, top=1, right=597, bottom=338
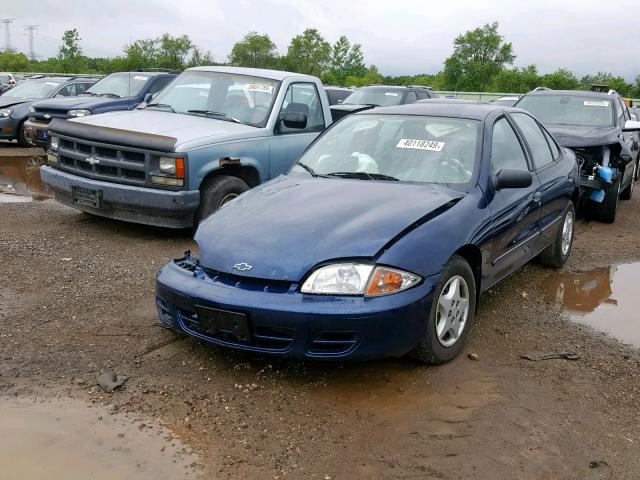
left=40, top=166, right=200, bottom=228
left=0, top=116, right=20, bottom=140
left=23, top=119, right=51, bottom=148
left=155, top=259, right=438, bottom=360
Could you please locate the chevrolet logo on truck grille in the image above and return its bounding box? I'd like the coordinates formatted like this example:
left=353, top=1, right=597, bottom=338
left=85, top=156, right=100, bottom=166
left=233, top=262, right=253, bottom=271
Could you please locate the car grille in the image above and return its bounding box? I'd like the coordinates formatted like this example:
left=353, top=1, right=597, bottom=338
left=203, top=268, right=292, bottom=294
left=56, top=138, right=150, bottom=186
left=176, top=308, right=296, bottom=352
left=307, top=331, right=361, bottom=356
left=31, top=108, right=68, bottom=124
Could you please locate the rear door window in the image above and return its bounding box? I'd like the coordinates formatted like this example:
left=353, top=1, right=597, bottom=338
left=491, top=117, right=530, bottom=172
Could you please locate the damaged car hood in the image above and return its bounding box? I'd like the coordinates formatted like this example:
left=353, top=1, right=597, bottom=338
left=546, top=124, right=621, bottom=148
left=0, top=96, right=32, bottom=109
left=195, top=174, right=463, bottom=281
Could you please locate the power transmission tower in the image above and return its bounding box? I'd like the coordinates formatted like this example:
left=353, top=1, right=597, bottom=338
left=0, top=18, right=14, bottom=51
left=24, top=25, right=38, bottom=60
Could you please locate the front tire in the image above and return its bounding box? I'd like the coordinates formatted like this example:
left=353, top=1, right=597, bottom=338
left=620, top=164, right=635, bottom=200
left=539, top=203, right=575, bottom=268
left=194, top=175, right=249, bottom=227
left=408, top=254, right=476, bottom=364
left=593, top=175, right=620, bottom=223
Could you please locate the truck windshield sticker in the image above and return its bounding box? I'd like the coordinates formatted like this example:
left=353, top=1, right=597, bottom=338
left=45, top=82, right=58, bottom=86
left=396, top=139, right=445, bottom=151
left=133, top=76, right=149, bottom=81
left=246, top=83, right=273, bottom=94
left=384, top=92, right=399, bottom=96
left=584, top=100, right=610, bottom=107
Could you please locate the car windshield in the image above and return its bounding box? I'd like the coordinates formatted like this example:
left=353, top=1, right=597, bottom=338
left=3, top=80, right=62, bottom=99
left=516, top=95, right=614, bottom=127
left=148, top=71, right=280, bottom=127
left=86, top=73, right=150, bottom=98
left=293, top=114, right=479, bottom=185
left=342, top=88, right=406, bottom=107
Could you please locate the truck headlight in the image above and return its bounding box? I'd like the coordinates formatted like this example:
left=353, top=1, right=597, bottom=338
left=0, top=108, right=13, bottom=118
left=300, top=264, right=420, bottom=296
left=50, top=136, right=59, bottom=151
left=68, top=109, right=91, bottom=118
left=159, top=156, right=176, bottom=174
left=29, top=106, right=35, bottom=113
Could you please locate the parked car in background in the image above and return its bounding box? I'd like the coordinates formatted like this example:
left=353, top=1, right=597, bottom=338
left=0, top=74, right=14, bottom=95
left=323, top=85, right=353, bottom=105
left=490, top=96, right=520, bottom=107
left=330, top=85, right=438, bottom=121
left=155, top=101, right=578, bottom=363
left=41, top=66, right=333, bottom=228
left=515, top=89, right=640, bottom=223
left=24, top=71, right=178, bottom=149
left=0, top=75, right=100, bottom=146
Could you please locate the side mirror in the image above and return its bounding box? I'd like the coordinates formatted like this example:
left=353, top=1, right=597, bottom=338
left=631, top=113, right=637, bottom=121
left=143, top=93, right=153, bottom=104
left=281, top=111, right=307, bottom=129
left=623, top=119, right=640, bottom=132
left=337, top=99, right=343, bottom=104
left=495, top=169, right=533, bottom=190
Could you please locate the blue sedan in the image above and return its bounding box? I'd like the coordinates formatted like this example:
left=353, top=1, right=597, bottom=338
left=156, top=101, right=579, bottom=363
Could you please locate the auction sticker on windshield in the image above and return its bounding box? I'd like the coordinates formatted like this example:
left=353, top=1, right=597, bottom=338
left=396, top=139, right=445, bottom=151
left=385, top=92, right=399, bottom=96
left=584, top=100, right=610, bottom=107
left=246, top=83, right=274, bottom=94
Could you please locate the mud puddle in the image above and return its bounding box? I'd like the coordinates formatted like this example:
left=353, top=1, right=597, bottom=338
left=0, top=154, right=52, bottom=203
left=541, top=263, right=640, bottom=347
left=0, top=397, right=201, bottom=480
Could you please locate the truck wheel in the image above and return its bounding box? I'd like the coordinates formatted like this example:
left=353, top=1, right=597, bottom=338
left=593, top=176, right=620, bottom=223
left=620, top=164, right=636, bottom=200
left=539, top=203, right=575, bottom=268
left=195, top=175, right=249, bottom=227
left=408, top=254, right=476, bottom=365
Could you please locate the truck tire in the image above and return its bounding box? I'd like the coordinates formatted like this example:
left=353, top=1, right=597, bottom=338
left=620, top=164, right=636, bottom=200
left=539, top=203, right=575, bottom=268
left=195, top=175, right=249, bottom=227
left=408, top=255, right=476, bottom=365
left=593, top=176, right=620, bottom=223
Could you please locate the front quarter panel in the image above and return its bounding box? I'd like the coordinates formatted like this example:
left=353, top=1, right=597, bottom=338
left=377, top=188, right=492, bottom=284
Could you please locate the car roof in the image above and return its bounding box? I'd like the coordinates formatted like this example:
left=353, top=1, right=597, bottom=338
left=359, top=99, right=516, bottom=120
left=186, top=66, right=318, bottom=82
left=523, top=89, right=618, bottom=99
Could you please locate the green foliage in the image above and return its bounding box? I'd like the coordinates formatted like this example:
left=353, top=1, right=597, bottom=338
left=324, top=36, right=366, bottom=85
left=0, top=51, right=29, bottom=71
left=579, top=72, right=631, bottom=96
left=57, top=29, right=83, bottom=73
left=443, top=22, right=515, bottom=91
left=488, top=65, right=539, bottom=93
left=539, top=68, right=580, bottom=90
left=228, top=32, right=278, bottom=69
left=344, top=64, right=383, bottom=87
left=284, top=29, right=331, bottom=78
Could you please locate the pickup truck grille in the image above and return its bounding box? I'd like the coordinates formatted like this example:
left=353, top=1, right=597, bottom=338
left=57, top=137, right=149, bottom=186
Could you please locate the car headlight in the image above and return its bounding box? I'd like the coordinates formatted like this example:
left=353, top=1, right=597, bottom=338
left=29, top=106, right=35, bottom=113
left=301, top=264, right=420, bottom=296
left=68, top=109, right=92, bottom=118
left=0, top=108, right=13, bottom=118
left=159, top=156, right=176, bottom=174
left=50, top=136, right=59, bottom=151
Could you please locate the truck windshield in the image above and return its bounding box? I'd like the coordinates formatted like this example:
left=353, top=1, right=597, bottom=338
left=516, top=95, right=614, bottom=127
left=4, top=80, right=62, bottom=99
left=342, top=88, right=405, bottom=107
left=148, top=71, right=281, bottom=127
left=86, top=73, right=150, bottom=98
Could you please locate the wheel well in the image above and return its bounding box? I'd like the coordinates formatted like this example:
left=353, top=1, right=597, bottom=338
left=453, top=244, right=482, bottom=309
left=200, top=164, right=261, bottom=190
left=571, top=187, right=580, bottom=207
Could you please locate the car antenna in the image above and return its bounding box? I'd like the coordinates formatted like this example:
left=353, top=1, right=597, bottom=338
left=128, top=36, right=131, bottom=110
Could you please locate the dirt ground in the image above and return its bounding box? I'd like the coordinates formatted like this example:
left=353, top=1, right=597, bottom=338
left=1, top=144, right=640, bottom=479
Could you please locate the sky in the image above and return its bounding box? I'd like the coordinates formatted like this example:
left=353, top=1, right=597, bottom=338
left=3, top=0, right=640, bottom=81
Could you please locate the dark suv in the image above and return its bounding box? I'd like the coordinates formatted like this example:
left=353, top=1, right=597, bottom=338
left=330, top=85, right=438, bottom=121
left=516, top=89, right=640, bottom=222
left=0, top=75, right=99, bottom=146
left=24, top=71, right=177, bottom=148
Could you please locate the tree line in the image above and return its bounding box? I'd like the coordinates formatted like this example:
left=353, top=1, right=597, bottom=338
left=1, top=23, right=639, bottom=97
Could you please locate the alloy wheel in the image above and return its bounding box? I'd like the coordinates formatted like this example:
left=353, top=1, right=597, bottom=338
left=435, top=275, right=470, bottom=347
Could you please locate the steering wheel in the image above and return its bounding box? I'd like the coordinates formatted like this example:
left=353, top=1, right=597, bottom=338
left=250, top=105, right=268, bottom=124
left=438, top=158, right=470, bottom=182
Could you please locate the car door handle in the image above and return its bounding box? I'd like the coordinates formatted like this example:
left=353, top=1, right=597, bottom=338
left=533, top=191, right=543, bottom=203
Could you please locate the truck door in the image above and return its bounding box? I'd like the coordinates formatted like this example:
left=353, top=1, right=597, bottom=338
left=269, top=82, right=327, bottom=179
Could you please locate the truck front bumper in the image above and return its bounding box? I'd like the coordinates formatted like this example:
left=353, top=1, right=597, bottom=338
left=40, top=166, right=200, bottom=228
left=23, top=119, right=51, bottom=149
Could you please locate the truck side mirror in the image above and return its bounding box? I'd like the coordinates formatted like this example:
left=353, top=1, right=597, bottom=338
left=623, top=119, right=640, bottom=132
left=494, top=169, right=533, bottom=190
left=143, top=93, right=153, bottom=104
left=281, top=111, right=307, bottom=129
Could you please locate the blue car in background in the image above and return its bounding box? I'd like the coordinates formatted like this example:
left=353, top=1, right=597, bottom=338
left=24, top=71, right=178, bottom=149
left=156, top=100, right=579, bottom=363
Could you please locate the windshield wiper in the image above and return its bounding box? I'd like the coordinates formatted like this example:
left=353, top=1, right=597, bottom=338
left=146, top=103, right=176, bottom=112
left=326, top=171, right=399, bottom=181
left=83, top=91, right=98, bottom=96
left=98, top=93, right=123, bottom=98
left=296, top=161, right=317, bottom=177
left=186, top=110, right=244, bottom=124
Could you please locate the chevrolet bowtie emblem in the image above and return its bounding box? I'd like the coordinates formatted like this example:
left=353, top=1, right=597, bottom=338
left=43, top=114, right=51, bottom=119
left=233, top=262, right=253, bottom=271
left=86, top=156, right=99, bottom=165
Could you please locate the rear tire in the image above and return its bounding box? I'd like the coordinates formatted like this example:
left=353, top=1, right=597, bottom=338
left=194, top=175, right=249, bottom=228
left=408, top=254, right=476, bottom=365
left=593, top=176, right=620, bottom=223
left=539, top=203, right=575, bottom=268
